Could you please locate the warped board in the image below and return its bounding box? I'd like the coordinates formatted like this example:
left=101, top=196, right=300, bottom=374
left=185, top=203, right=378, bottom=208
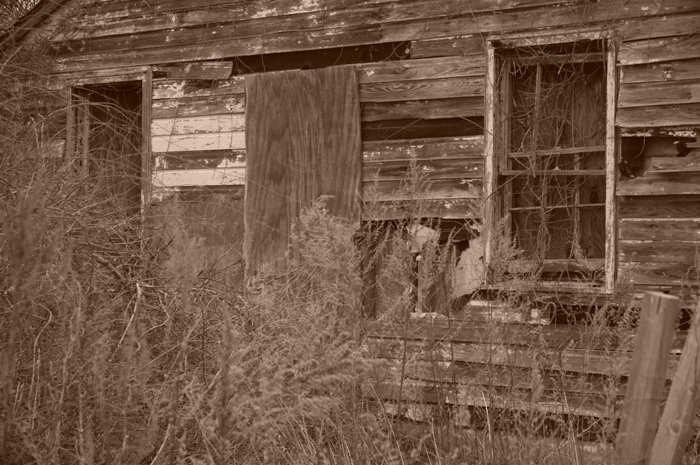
left=244, top=66, right=362, bottom=277
left=52, top=0, right=700, bottom=72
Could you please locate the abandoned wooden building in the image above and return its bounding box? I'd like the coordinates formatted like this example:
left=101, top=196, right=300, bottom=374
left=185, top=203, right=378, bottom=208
left=4, top=0, right=700, bottom=428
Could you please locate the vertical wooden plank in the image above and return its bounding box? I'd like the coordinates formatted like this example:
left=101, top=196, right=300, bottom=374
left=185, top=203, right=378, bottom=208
left=483, top=43, right=497, bottom=268
left=649, top=299, right=700, bottom=465
left=244, top=66, right=362, bottom=278
left=141, top=68, right=153, bottom=207
left=605, top=39, right=618, bottom=292
left=616, top=292, right=680, bottom=465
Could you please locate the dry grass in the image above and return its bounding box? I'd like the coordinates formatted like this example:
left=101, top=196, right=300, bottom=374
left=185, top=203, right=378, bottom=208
left=3, top=26, right=699, bottom=465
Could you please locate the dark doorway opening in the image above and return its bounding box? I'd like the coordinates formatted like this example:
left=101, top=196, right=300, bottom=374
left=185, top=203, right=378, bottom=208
left=72, top=81, right=143, bottom=215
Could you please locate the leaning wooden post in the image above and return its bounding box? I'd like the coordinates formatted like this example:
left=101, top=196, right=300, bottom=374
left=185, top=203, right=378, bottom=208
left=616, top=292, right=680, bottom=465
left=649, top=299, right=700, bottom=465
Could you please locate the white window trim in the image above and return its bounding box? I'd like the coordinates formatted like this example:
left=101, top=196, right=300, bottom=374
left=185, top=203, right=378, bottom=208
left=483, top=35, right=618, bottom=293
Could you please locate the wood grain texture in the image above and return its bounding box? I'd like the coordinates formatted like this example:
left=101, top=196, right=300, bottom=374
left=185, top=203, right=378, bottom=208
left=359, top=76, right=484, bottom=102
left=620, top=241, right=700, bottom=264
left=244, top=66, right=361, bottom=277
left=619, top=79, right=700, bottom=108
left=619, top=262, right=699, bottom=286
left=650, top=299, right=700, bottom=465
left=620, top=219, right=700, bottom=241
left=616, top=103, right=700, bottom=128
left=617, top=174, right=700, bottom=196
left=616, top=292, right=680, bottom=465
left=619, top=34, right=700, bottom=66
left=619, top=195, right=700, bottom=219
left=152, top=61, right=233, bottom=80
left=363, top=199, right=481, bottom=220
left=361, top=96, right=484, bottom=121
left=410, top=37, right=485, bottom=58
left=621, top=58, right=700, bottom=85
left=151, top=114, right=245, bottom=136
left=356, top=55, right=484, bottom=83
left=152, top=95, right=246, bottom=118
left=151, top=131, right=245, bottom=152
left=363, top=136, right=484, bottom=161
left=152, top=78, right=244, bottom=99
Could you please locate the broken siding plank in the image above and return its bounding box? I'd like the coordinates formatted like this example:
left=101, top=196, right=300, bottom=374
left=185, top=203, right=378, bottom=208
left=620, top=241, right=700, bottom=264
left=647, top=156, right=700, bottom=173
left=152, top=131, right=245, bottom=152
left=616, top=103, right=700, bottom=128
left=355, top=55, right=484, bottom=83
left=617, top=174, right=700, bottom=196
left=618, top=79, right=700, bottom=108
left=152, top=167, right=245, bottom=187
left=620, top=219, right=700, bottom=241
left=359, top=76, right=484, bottom=102
left=152, top=95, right=246, bottom=118
left=151, top=114, right=246, bottom=136
left=619, top=34, right=700, bottom=66
left=361, top=97, right=484, bottom=121
left=153, top=151, right=246, bottom=170
left=152, top=78, right=244, bottom=99
left=363, top=136, right=484, bottom=161
left=152, top=61, right=233, bottom=80
left=621, top=58, right=700, bottom=85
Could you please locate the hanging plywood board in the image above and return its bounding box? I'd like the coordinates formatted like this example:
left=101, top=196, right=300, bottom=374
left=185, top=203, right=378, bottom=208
left=244, top=65, right=362, bottom=278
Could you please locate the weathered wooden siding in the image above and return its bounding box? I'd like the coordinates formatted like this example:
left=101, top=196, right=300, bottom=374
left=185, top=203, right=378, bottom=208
left=49, top=0, right=700, bottom=72
left=244, top=66, right=362, bottom=277
left=363, top=315, right=685, bottom=423
left=148, top=56, right=488, bottom=219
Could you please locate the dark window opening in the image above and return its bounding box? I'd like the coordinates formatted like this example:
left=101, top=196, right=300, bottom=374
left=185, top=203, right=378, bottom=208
left=230, top=42, right=410, bottom=75
left=495, top=41, right=609, bottom=283
left=71, top=82, right=143, bottom=216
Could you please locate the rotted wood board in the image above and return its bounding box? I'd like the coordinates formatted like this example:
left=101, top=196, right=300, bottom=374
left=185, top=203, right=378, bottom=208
left=244, top=65, right=361, bottom=277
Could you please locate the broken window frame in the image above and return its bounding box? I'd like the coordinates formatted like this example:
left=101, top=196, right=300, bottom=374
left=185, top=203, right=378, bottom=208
left=66, top=68, right=153, bottom=210
left=484, top=34, right=617, bottom=293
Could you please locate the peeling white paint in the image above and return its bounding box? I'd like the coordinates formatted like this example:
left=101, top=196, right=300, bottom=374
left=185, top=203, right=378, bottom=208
left=152, top=131, right=246, bottom=152
left=152, top=168, right=245, bottom=187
